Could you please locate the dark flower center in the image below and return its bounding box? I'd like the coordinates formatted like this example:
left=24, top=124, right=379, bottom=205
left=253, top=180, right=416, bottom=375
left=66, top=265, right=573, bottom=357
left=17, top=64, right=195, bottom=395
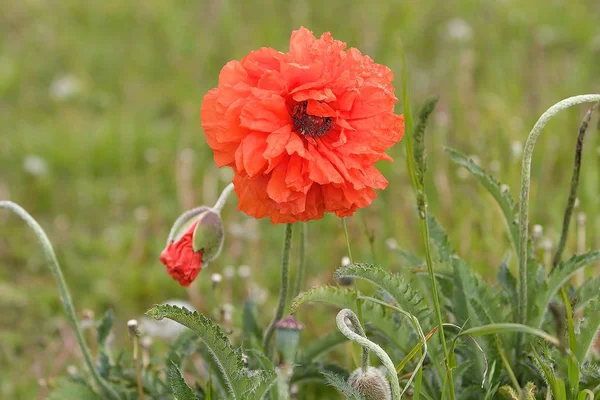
left=292, top=101, right=334, bottom=138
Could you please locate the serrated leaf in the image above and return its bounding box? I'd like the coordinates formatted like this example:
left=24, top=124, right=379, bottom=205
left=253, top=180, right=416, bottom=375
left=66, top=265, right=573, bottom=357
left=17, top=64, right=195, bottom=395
left=575, top=297, right=600, bottom=362
left=243, top=349, right=277, bottom=400
left=533, top=251, right=600, bottom=328
left=147, top=305, right=253, bottom=399
left=334, top=263, right=430, bottom=319
left=291, top=286, right=408, bottom=351
left=322, top=371, right=365, bottom=400
left=168, top=361, right=199, bottom=400
left=96, top=309, right=113, bottom=348
left=445, top=147, right=518, bottom=250
left=47, top=379, right=100, bottom=400
left=414, top=96, right=439, bottom=184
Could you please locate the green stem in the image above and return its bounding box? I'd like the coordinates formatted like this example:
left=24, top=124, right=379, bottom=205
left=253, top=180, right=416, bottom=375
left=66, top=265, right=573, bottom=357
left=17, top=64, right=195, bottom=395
left=342, top=217, right=363, bottom=324
left=398, top=43, right=455, bottom=399
left=292, top=222, right=306, bottom=298
left=336, top=309, right=401, bottom=399
left=263, top=223, right=294, bottom=359
left=517, top=95, right=600, bottom=345
left=0, top=201, right=119, bottom=400
left=213, top=182, right=235, bottom=212
left=552, top=103, right=598, bottom=268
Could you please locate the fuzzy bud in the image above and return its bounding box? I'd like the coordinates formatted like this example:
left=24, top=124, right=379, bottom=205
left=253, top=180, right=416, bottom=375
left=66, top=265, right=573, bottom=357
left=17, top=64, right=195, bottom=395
left=348, top=366, right=392, bottom=400
left=275, top=316, right=304, bottom=365
left=127, top=319, right=140, bottom=338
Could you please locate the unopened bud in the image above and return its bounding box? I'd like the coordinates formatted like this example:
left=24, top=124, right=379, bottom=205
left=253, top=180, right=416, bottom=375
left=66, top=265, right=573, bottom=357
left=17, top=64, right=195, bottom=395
left=211, top=273, right=223, bottom=289
left=127, top=319, right=140, bottom=337
left=275, top=316, right=304, bottom=365
left=348, top=366, right=392, bottom=400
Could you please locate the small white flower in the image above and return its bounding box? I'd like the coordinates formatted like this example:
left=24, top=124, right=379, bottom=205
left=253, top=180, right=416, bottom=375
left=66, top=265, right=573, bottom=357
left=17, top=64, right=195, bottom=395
left=511, top=141, right=523, bottom=159
left=23, top=155, right=48, bottom=176
left=50, top=75, right=81, bottom=101
left=238, top=265, right=251, bottom=279
left=385, top=238, right=398, bottom=250
left=446, top=18, right=473, bottom=42
left=341, top=256, right=351, bottom=267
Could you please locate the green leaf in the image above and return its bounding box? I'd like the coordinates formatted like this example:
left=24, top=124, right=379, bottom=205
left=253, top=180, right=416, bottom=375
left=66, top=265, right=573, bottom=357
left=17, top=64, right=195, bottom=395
left=533, top=251, right=600, bottom=328
left=444, top=147, right=518, bottom=250
left=460, top=323, right=560, bottom=346
left=576, top=297, right=600, bottom=362
left=47, top=379, right=100, bottom=400
left=334, top=263, right=430, bottom=319
left=96, top=309, right=113, bottom=348
left=322, top=371, right=365, bottom=400
left=147, top=304, right=256, bottom=399
left=413, top=96, right=439, bottom=184
left=168, top=361, right=199, bottom=400
left=291, top=286, right=408, bottom=351
left=576, top=277, right=600, bottom=311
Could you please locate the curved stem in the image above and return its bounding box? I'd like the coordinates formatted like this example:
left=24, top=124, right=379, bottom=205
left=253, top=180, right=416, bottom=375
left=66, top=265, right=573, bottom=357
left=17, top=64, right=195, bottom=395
left=213, top=182, right=235, bottom=212
left=339, top=307, right=370, bottom=373
left=552, top=103, right=598, bottom=268
left=263, top=223, right=294, bottom=359
left=336, top=309, right=401, bottom=399
left=517, top=95, right=600, bottom=330
left=0, top=201, right=119, bottom=400
left=292, top=222, right=306, bottom=298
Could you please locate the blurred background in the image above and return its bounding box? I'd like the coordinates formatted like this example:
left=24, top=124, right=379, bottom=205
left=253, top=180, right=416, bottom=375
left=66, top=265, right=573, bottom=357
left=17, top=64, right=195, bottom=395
left=1, top=0, right=599, bottom=398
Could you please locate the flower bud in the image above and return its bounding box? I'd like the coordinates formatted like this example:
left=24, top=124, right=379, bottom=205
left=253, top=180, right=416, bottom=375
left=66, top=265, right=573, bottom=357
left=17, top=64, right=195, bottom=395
left=161, top=207, right=224, bottom=287
left=275, top=316, right=304, bottom=365
left=127, top=319, right=140, bottom=338
left=348, top=366, right=392, bottom=400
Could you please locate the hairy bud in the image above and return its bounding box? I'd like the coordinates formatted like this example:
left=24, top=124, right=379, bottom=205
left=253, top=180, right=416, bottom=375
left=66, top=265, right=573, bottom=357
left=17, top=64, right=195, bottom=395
left=348, top=367, right=392, bottom=400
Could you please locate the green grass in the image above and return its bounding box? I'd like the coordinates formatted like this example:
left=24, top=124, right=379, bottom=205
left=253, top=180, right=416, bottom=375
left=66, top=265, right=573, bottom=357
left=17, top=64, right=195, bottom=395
left=1, top=0, right=599, bottom=397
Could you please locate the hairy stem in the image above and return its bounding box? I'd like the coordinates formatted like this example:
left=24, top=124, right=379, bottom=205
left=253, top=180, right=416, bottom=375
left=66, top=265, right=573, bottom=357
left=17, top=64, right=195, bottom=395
left=292, top=222, right=307, bottom=298
left=213, top=182, right=235, bottom=212
left=263, top=223, right=294, bottom=359
left=552, top=103, right=598, bottom=268
left=0, top=201, right=119, bottom=399
left=336, top=309, right=401, bottom=399
left=399, top=43, right=455, bottom=399
left=517, top=95, right=600, bottom=340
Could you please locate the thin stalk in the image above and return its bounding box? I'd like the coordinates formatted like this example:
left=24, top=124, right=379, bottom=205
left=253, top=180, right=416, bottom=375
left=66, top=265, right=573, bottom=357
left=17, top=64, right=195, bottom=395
left=292, top=222, right=306, bottom=298
left=132, top=335, right=145, bottom=400
left=263, top=223, right=294, bottom=359
left=336, top=309, right=401, bottom=399
left=343, top=217, right=363, bottom=322
left=398, top=45, right=455, bottom=399
left=495, top=336, right=521, bottom=395
left=517, top=95, right=600, bottom=346
left=552, top=103, right=598, bottom=268
left=213, top=182, right=235, bottom=212
left=0, top=201, right=119, bottom=400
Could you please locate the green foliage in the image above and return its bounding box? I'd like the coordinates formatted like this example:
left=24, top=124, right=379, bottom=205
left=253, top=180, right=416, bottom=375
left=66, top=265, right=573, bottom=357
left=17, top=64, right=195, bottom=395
left=96, top=309, right=113, bottom=348
left=146, top=304, right=275, bottom=400
left=334, top=263, right=430, bottom=319
left=297, top=331, right=348, bottom=363
left=168, top=361, right=199, bottom=400
left=322, top=371, right=365, bottom=400
left=444, top=147, right=519, bottom=250
left=532, top=251, right=600, bottom=328
left=575, top=297, right=600, bottom=362
left=292, top=286, right=408, bottom=351
left=47, top=379, right=100, bottom=400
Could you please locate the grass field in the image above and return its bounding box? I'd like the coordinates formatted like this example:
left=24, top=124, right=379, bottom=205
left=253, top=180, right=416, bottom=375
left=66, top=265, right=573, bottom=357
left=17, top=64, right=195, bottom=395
left=1, top=0, right=599, bottom=398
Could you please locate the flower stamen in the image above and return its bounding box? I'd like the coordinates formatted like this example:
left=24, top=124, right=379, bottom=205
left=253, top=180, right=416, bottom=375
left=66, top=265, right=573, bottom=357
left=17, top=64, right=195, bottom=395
left=292, top=101, right=334, bottom=138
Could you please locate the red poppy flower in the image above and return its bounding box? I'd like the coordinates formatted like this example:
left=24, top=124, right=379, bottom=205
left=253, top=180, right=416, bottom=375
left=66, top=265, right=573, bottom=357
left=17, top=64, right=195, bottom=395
left=160, top=221, right=203, bottom=287
left=201, top=27, right=404, bottom=224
